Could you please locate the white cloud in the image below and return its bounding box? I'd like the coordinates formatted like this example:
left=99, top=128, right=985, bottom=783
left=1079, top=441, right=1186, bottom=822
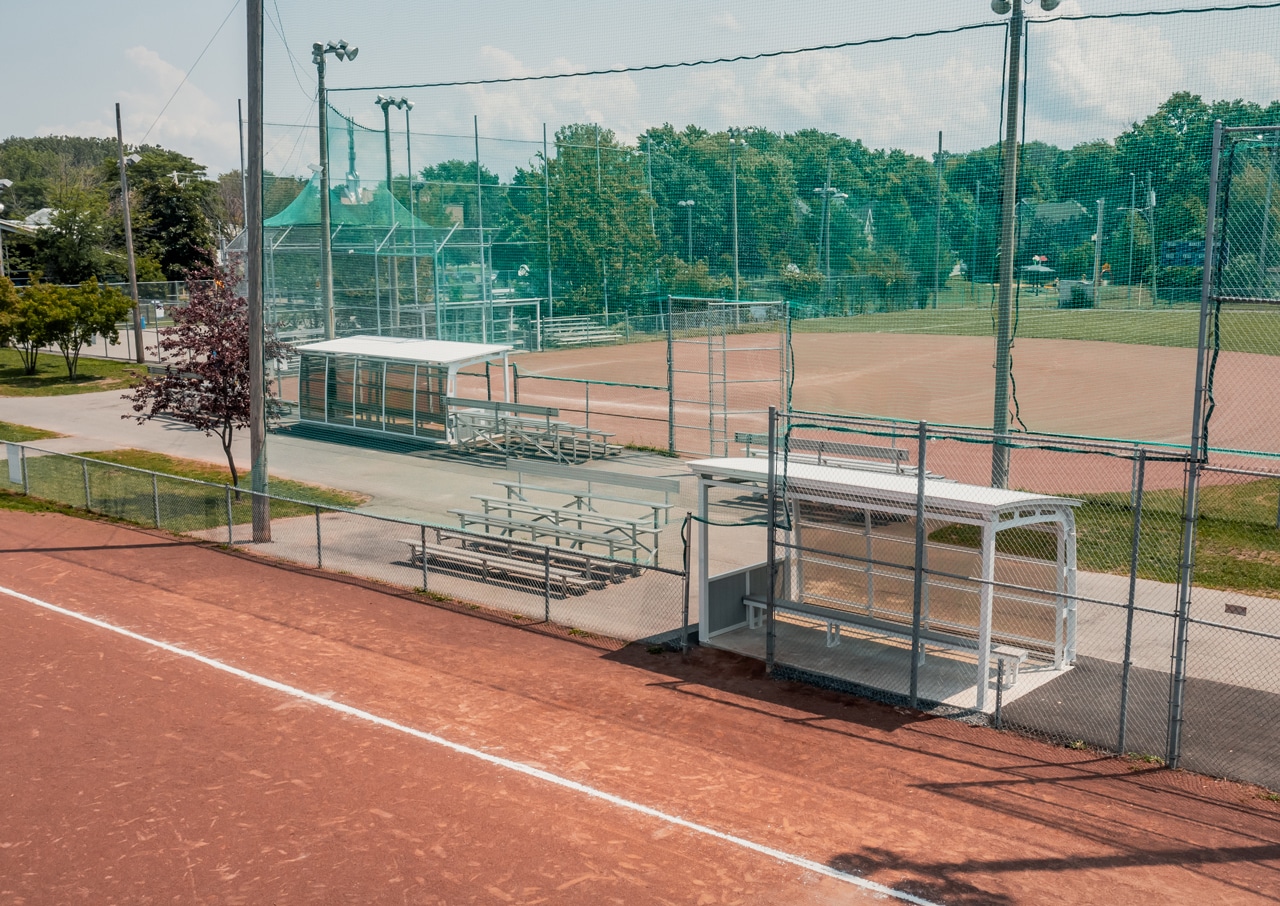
left=711, top=11, right=742, bottom=32
left=36, top=46, right=241, bottom=175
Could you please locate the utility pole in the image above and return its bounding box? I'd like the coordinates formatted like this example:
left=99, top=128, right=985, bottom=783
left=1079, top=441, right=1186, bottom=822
left=1093, top=198, right=1105, bottom=305
left=970, top=181, right=981, bottom=304
left=115, top=103, right=145, bottom=365
left=1127, top=173, right=1136, bottom=303
left=991, top=0, right=1024, bottom=489
left=247, top=0, right=270, bottom=541
left=934, top=131, right=944, bottom=309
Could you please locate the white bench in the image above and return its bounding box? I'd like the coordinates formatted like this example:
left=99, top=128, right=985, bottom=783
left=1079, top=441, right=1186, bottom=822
left=449, top=508, right=657, bottom=564
left=493, top=480, right=674, bottom=529
left=744, top=595, right=1029, bottom=688
left=398, top=538, right=595, bottom=597
left=435, top=529, right=639, bottom=583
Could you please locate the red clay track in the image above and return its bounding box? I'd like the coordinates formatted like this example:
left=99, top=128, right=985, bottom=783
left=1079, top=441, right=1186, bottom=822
left=2, top=510, right=1279, bottom=905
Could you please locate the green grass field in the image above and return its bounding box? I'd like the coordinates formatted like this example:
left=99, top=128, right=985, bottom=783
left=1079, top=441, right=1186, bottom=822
left=0, top=421, right=61, bottom=443
left=0, top=349, right=144, bottom=397
left=1, top=448, right=366, bottom=533
left=932, top=477, right=1280, bottom=598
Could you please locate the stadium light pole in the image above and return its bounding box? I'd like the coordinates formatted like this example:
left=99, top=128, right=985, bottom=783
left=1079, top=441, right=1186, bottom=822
left=989, top=0, right=1060, bottom=488
left=312, top=39, right=359, bottom=339
left=376, top=94, right=410, bottom=331
left=1127, top=172, right=1136, bottom=302
left=0, top=178, right=11, bottom=278
left=402, top=100, right=419, bottom=318
left=728, top=128, right=747, bottom=301
left=114, top=104, right=145, bottom=365
left=813, top=159, right=846, bottom=304
left=677, top=199, right=695, bottom=260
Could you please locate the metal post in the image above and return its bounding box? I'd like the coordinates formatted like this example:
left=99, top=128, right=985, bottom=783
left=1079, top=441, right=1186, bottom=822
left=1148, top=172, right=1157, bottom=307
left=1261, top=142, right=1276, bottom=285
left=970, top=182, right=981, bottom=304
left=909, top=421, right=928, bottom=707
left=584, top=383, right=590, bottom=429
left=152, top=473, right=161, bottom=528
left=1128, top=173, right=1136, bottom=303
left=1093, top=198, right=1105, bottom=304
left=380, top=99, right=399, bottom=332
left=543, top=547, right=551, bottom=621
left=730, top=131, right=741, bottom=301
left=406, top=103, right=419, bottom=316
left=225, top=485, right=234, bottom=544
left=992, top=4, right=1024, bottom=489
left=1118, top=449, right=1146, bottom=755
left=20, top=446, right=28, bottom=495
left=115, top=103, right=145, bottom=365
left=681, top=512, right=692, bottom=656
left=544, top=123, right=554, bottom=321
left=82, top=460, right=91, bottom=510
left=248, top=0, right=270, bottom=542
left=317, top=59, right=335, bottom=339
left=765, top=406, right=778, bottom=673
left=315, top=505, right=323, bottom=568
left=475, top=116, right=489, bottom=342
left=934, top=131, right=943, bottom=309
left=418, top=524, right=428, bottom=590
left=238, top=99, right=248, bottom=232
left=994, top=660, right=1005, bottom=729
left=667, top=296, right=676, bottom=454
left=1168, top=120, right=1223, bottom=768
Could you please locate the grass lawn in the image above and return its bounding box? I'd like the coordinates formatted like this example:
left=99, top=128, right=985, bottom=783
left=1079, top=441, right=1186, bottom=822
left=0, top=420, right=62, bottom=443
left=930, top=477, right=1280, bottom=598
left=0, top=348, right=144, bottom=397
left=792, top=306, right=1280, bottom=356
left=2, top=448, right=367, bottom=533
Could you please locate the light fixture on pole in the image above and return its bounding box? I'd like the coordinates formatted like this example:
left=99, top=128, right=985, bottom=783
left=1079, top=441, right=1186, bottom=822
left=677, top=199, right=695, bottom=261
left=312, top=39, right=359, bottom=339
left=402, top=100, right=419, bottom=319
left=115, top=104, right=145, bottom=365
left=0, top=178, right=11, bottom=278
left=728, top=128, right=747, bottom=300
left=813, top=159, right=846, bottom=302
left=989, top=0, right=1060, bottom=489
left=376, top=94, right=410, bottom=331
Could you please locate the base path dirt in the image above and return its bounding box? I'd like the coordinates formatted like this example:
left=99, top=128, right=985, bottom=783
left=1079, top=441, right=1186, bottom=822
left=2, top=510, right=1279, bottom=904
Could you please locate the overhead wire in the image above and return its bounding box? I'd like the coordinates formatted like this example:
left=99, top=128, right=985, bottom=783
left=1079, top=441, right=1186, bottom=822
left=140, top=0, right=243, bottom=145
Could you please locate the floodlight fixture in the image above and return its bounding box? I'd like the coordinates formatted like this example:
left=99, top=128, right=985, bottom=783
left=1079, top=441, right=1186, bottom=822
left=307, top=162, right=322, bottom=173
left=0, top=179, right=12, bottom=189
left=126, top=153, right=141, bottom=165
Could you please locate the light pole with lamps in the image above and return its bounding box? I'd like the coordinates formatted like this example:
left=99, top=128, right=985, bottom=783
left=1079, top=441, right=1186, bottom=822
left=376, top=94, right=410, bottom=331
left=312, top=39, right=359, bottom=339
left=728, top=128, right=747, bottom=300
left=1127, top=172, right=1136, bottom=302
left=813, top=158, right=846, bottom=303
left=0, top=178, right=11, bottom=278
left=989, top=0, right=1060, bottom=489
left=677, top=199, right=695, bottom=260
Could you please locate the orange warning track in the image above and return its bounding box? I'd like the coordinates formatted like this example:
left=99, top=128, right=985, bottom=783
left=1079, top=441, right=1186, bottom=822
left=2, top=510, right=1279, bottom=904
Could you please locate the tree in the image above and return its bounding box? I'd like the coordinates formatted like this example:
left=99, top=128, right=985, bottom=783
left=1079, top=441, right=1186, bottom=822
left=33, top=185, right=110, bottom=283
left=41, top=279, right=133, bottom=379
left=123, top=262, right=289, bottom=488
left=1, top=279, right=57, bottom=374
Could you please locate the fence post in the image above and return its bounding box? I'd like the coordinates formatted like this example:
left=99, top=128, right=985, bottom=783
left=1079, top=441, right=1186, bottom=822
left=420, top=523, right=429, bottom=591
left=224, top=486, right=233, bottom=544
left=994, top=660, right=1005, bottom=729
left=82, top=460, right=92, bottom=511
left=584, top=383, right=591, bottom=430
left=909, top=421, right=928, bottom=708
left=315, top=506, right=323, bottom=569
left=765, top=406, right=778, bottom=674
left=667, top=296, right=676, bottom=454
left=152, top=473, right=161, bottom=528
left=543, top=546, right=551, bottom=622
left=20, top=446, right=28, bottom=495
left=681, top=512, right=692, bottom=657
left=1118, top=449, right=1146, bottom=755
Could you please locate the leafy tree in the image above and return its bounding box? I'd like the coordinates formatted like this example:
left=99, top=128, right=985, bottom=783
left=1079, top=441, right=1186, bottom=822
left=40, top=279, right=133, bottom=379
left=33, top=185, right=110, bottom=283
left=0, top=279, right=56, bottom=374
left=123, top=262, right=289, bottom=488
left=134, top=176, right=216, bottom=279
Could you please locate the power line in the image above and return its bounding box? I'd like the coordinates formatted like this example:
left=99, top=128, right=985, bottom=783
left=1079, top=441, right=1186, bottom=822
left=140, top=0, right=243, bottom=145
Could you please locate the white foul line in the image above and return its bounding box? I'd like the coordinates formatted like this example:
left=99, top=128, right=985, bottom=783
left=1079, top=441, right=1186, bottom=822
left=0, top=583, right=938, bottom=906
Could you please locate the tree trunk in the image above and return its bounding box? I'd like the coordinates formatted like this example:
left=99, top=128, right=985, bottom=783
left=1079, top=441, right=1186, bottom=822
left=221, top=429, right=240, bottom=500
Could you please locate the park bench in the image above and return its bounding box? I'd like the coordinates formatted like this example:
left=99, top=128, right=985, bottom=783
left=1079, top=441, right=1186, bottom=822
left=743, top=594, right=1029, bottom=688
left=542, top=317, right=622, bottom=347
left=398, top=538, right=594, bottom=598
left=493, top=480, right=674, bottom=529
left=449, top=508, right=656, bottom=564
left=435, top=529, right=639, bottom=583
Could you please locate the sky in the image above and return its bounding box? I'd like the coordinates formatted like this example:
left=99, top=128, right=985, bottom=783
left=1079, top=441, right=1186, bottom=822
left=2, top=0, right=1278, bottom=179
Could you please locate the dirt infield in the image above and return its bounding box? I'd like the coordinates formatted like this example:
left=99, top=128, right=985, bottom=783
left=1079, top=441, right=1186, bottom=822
left=513, top=333, right=1280, bottom=491
left=3, top=510, right=1280, bottom=904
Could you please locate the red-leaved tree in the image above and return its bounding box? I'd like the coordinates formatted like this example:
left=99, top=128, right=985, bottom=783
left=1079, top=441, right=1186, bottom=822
left=123, top=262, right=289, bottom=489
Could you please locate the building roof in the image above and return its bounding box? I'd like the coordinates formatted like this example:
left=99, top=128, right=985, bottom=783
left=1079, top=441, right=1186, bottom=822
left=296, top=335, right=512, bottom=366
left=688, top=457, right=1080, bottom=523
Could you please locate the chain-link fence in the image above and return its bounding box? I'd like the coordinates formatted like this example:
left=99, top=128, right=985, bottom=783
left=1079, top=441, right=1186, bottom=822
left=682, top=409, right=1280, bottom=790
left=0, top=443, right=690, bottom=648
